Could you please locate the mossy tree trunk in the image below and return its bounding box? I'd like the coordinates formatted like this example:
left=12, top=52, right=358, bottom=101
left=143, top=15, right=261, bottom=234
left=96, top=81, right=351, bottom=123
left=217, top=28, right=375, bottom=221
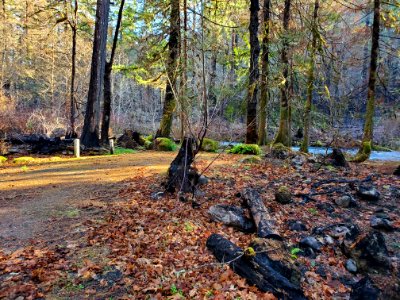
left=258, top=0, right=271, bottom=146
left=300, top=0, right=319, bottom=153
left=273, top=0, right=291, bottom=147
left=100, top=0, right=125, bottom=145
left=356, top=0, right=380, bottom=162
left=157, top=0, right=180, bottom=138
left=246, top=0, right=260, bottom=144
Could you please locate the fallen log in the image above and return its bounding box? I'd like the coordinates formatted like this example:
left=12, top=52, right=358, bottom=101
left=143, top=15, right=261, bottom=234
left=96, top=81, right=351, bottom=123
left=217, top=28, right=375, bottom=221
left=242, top=188, right=281, bottom=239
left=206, top=233, right=306, bottom=299
left=5, top=134, right=74, bottom=154
left=208, top=204, right=255, bottom=233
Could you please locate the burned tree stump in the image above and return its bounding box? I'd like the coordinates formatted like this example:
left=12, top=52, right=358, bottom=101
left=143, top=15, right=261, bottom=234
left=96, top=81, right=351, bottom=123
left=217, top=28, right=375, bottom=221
left=165, top=137, right=198, bottom=193
left=208, top=204, right=255, bottom=233
left=327, top=148, right=348, bottom=167
left=206, top=234, right=305, bottom=299
left=242, top=188, right=281, bottom=239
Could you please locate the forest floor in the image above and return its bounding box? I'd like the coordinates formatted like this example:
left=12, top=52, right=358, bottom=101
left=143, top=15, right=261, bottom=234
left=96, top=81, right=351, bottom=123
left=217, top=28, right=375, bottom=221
left=0, top=151, right=399, bottom=299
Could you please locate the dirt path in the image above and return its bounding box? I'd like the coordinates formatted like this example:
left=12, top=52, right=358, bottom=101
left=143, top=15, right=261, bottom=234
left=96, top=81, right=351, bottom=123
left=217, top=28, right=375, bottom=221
left=0, top=152, right=178, bottom=252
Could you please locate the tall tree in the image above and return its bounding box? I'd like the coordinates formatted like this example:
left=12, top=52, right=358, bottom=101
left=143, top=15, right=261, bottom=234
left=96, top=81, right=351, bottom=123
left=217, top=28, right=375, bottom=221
left=81, top=0, right=110, bottom=147
left=246, top=0, right=260, bottom=144
left=258, top=0, right=271, bottom=145
left=101, top=0, right=125, bottom=144
left=355, top=0, right=380, bottom=162
left=157, top=0, right=180, bottom=138
left=300, top=0, right=319, bottom=153
left=273, top=0, right=291, bottom=146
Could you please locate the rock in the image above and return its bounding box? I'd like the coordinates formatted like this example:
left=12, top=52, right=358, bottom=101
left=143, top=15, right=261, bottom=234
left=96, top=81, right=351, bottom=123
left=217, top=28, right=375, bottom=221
left=51, top=127, right=66, bottom=138
left=291, top=155, right=306, bottom=167
left=335, top=195, right=352, bottom=208
left=350, top=277, right=380, bottom=300
left=316, top=202, right=335, bottom=213
left=198, top=175, right=209, bottom=185
left=299, top=236, right=322, bottom=251
left=342, top=231, right=390, bottom=273
left=328, top=148, right=348, bottom=167
left=330, top=224, right=360, bottom=240
left=151, top=191, right=165, bottom=200
left=357, top=185, right=380, bottom=201
left=345, top=259, right=358, bottom=273
left=370, top=216, right=394, bottom=231
left=208, top=204, right=255, bottom=233
left=324, top=235, right=334, bottom=245
left=288, top=220, right=307, bottom=232
left=269, top=143, right=290, bottom=160
left=394, top=165, right=400, bottom=176
left=239, top=155, right=262, bottom=164
left=275, top=186, right=292, bottom=204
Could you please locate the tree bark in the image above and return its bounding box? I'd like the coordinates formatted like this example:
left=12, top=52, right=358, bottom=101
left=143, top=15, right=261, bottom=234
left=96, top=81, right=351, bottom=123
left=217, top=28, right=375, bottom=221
left=274, top=0, right=291, bottom=147
left=206, top=234, right=306, bottom=299
left=242, top=188, right=281, bottom=239
left=157, top=0, right=180, bottom=138
left=246, top=0, right=260, bottom=144
left=300, top=0, right=319, bottom=153
left=258, top=0, right=271, bottom=145
left=179, top=0, right=188, bottom=140
left=101, top=0, right=125, bottom=145
left=81, top=0, right=110, bottom=147
left=356, top=0, right=380, bottom=162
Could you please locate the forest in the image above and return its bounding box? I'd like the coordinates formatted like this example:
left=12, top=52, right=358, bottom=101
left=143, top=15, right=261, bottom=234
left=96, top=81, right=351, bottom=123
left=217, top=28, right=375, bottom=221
left=0, top=0, right=399, bottom=299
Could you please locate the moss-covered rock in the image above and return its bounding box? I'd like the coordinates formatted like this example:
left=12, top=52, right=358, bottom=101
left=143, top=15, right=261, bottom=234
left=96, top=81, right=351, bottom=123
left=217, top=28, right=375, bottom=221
left=270, top=143, right=290, bottom=159
left=312, top=140, right=324, bottom=147
left=201, top=138, right=219, bottom=152
left=239, top=156, right=262, bottom=164
left=228, top=144, right=261, bottom=155
left=0, top=156, right=7, bottom=164
left=13, top=157, right=36, bottom=164
left=155, top=138, right=177, bottom=151
left=275, top=186, right=292, bottom=204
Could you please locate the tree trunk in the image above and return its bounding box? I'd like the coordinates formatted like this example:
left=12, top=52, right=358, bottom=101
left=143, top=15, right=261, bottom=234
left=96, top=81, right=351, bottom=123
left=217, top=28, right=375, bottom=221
left=81, top=0, right=110, bottom=147
left=246, top=0, right=260, bottom=144
left=356, top=0, right=380, bottom=162
left=179, top=0, right=188, bottom=140
left=157, top=0, right=180, bottom=138
left=300, top=0, right=319, bottom=153
left=273, top=0, right=291, bottom=147
left=258, top=0, right=271, bottom=145
left=101, top=0, right=125, bottom=145
left=242, top=188, right=281, bottom=239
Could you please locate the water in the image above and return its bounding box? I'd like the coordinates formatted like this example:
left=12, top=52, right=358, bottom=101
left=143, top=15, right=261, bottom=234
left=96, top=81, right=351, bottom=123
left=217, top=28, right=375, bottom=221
left=292, top=146, right=400, bottom=162
left=219, top=142, right=400, bottom=161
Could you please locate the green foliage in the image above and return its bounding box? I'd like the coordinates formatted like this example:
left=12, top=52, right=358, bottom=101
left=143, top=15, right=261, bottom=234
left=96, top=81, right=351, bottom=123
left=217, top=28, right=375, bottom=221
left=13, top=157, right=36, bottom=164
left=308, top=208, right=318, bottom=215
left=113, top=147, right=136, bottom=155
left=170, top=284, right=184, bottom=297
left=244, top=247, right=256, bottom=257
left=290, top=247, right=301, bottom=259
left=155, top=138, right=177, bottom=152
left=0, top=156, right=7, bottom=164
left=201, top=138, right=219, bottom=152
left=20, top=165, right=29, bottom=172
left=228, top=144, right=261, bottom=155
left=184, top=221, right=194, bottom=232
left=312, top=140, right=324, bottom=147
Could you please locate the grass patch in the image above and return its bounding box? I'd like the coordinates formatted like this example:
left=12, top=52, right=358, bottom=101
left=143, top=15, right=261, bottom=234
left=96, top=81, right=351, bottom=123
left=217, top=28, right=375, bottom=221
left=113, top=147, right=136, bottom=155
left=155, top=138, right=177, bottom=151
left=13, top=156, right=36, bottom=164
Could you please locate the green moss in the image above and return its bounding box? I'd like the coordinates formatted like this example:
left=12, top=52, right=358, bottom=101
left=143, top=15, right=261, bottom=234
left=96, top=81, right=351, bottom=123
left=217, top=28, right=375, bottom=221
left=312, top=140, right=324, bottom=147
left=239, top=156, right=262, bottom=164
left=272, top=143, right=288, bottom=151
left=155, top=138, right=177, bottom=151
left=13, top=157, right=36, bottom=164
left=113, top=147, right=136, bottom=155
left=201, top=138, right=219, bottom=152
left=371, top=144, right=392, bottom=152
left=0, top=156, right=7, bottom=164
left=144, top=140, right=153, bottom=150
left=228, top=144, right=261, bottom=155
left=353, top=141, right=372, bottom=162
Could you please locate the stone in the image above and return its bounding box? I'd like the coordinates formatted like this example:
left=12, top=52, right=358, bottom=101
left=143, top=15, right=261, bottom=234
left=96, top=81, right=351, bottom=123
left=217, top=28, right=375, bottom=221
left=239, top=155, right=262, bottom=164
left=342, top=231, right=390, bottom=273
left=288, top=220, right=307, bottom=232
left=198, top=175, right=209, bottom=185
left=393, top=165, right=400, bottom=176
left=324, top=235, right=334, bottom=245
left=335, top=195, right=352, bottom=208
left=299, top=236, right=322, bottom=251
left=291, top=155, right=306, bottom=167
left=370, top=216, right=394, bottom=231
left=275, top=186, right=292, bottom=204
left=350, top=277, right=380, bottom=300
left=316, top=202, right=335, bottom=213
left=357, top=185, right=380, bottom=201
left=345, top=259, right=358, bottom=273
left=151, top=191, right=165, bottom=200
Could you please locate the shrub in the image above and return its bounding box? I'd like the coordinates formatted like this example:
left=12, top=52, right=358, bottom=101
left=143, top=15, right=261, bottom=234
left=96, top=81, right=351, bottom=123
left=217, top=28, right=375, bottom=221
left=200, top=138, right=219, bottom=152
left=155, top=138, right=177, bottom=151
left=0, top=155, right=7, bottom=163
left=229, top=144, right=261, bottom=155
left=13, top=157, right=36, bottom=164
